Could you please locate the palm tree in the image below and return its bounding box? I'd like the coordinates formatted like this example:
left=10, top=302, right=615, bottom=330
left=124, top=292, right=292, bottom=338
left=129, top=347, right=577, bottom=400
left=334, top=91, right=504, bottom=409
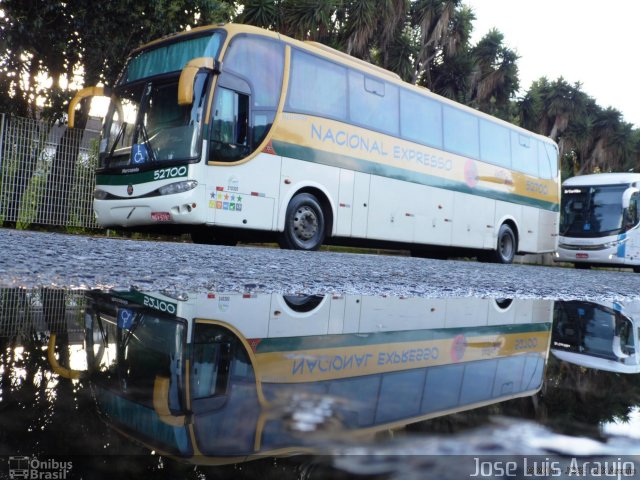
left=341, top=0, right=379, bottom=60
left=411, top=0, right=466, bottom=86
left=237, top=0, right=283, bottom=30
left=280, top=0, right=340, bottom=43
left=467, top=29, right=519, bottom=119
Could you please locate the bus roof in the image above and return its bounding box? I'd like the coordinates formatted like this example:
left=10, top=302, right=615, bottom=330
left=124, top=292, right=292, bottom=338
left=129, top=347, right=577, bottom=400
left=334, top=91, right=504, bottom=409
left=563, top=172, right=640, bottom=187
left=128, top=22, right=556, bottom=146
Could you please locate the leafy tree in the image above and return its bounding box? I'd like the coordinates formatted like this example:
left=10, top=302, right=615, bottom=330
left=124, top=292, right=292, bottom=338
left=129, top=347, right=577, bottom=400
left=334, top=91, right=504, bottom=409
left=0, top=0, right=233, bottom=122
left=2, top=0, right=639, bottom=177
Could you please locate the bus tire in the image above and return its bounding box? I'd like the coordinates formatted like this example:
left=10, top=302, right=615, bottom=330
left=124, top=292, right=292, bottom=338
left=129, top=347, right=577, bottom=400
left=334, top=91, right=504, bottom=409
left=490, top=223, right=516, bottom=264
left=280, top=193, right=326, bottom=251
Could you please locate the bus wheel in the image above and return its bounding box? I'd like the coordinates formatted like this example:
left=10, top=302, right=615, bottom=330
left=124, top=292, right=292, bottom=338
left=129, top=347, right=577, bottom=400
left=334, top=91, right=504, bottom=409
left=490, top=223, right=516, bottom=264
left=280, top=193, right=326, bottom=251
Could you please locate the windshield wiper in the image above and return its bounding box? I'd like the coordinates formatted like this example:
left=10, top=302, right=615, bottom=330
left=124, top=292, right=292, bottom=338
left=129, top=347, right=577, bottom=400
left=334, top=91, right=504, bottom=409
left=131, top=82, right=158, bottom=164
left=108, top=122, right=127, bottom=160
left=139, top=121, right=157, bottom=163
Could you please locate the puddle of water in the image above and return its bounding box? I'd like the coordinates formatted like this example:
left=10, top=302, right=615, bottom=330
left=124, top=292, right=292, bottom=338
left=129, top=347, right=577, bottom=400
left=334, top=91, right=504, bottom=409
left=1, top=288, right=639, bottom=478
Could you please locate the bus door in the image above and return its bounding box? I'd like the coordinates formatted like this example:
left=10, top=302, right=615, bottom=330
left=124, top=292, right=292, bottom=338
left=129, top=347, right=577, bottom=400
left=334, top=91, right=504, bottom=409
left=622, top=189, right=640, bottom=264
left=205, top=36, right=285, bottom=231
left=208, top=72, right=276, bottom=230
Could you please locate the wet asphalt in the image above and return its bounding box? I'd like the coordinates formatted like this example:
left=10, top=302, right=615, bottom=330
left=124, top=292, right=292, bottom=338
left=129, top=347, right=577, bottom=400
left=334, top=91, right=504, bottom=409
left=1, top=228, right=639, bottom=301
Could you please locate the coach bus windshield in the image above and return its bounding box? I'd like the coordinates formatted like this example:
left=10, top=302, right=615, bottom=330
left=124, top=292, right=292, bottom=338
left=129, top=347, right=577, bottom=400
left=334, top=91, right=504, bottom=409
left=98, top=32, right=223, bottom=170
left=553, top=302, right=635, bottom=362
left=88, top=300, right=188, bottom=408
left=560, top=185, right=627, bottom=237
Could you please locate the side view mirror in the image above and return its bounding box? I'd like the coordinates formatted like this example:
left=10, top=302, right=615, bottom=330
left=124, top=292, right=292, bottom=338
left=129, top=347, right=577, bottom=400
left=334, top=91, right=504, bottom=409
left=153, top=375, right=189, bottom=426
left=47, top=333, right=84, bottom=379
left=67, top=86, right=113, bottom=128
left=622, top=187, right=639, bottom=209
left=178, top=57, right=221, bottom=106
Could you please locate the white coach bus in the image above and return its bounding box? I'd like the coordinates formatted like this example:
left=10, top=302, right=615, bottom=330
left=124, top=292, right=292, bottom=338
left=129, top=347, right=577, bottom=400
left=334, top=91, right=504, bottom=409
left=556, top=173, right=640, bottom=270
left=69, top=23, right=560, bottom=262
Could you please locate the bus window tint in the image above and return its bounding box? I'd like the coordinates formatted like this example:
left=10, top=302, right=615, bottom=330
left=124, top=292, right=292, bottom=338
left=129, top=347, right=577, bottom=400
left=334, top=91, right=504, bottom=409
left=349, top=71, right=399, bottom=135
left=511, top=132, right=538, bottom=176
left=223, top=36, right=284, bottom=108
left=400, top=89, right=442, bottom=148
left=123, top=33, right=223, bottom=84
left=443, top=106, right=479, bottom=159
left=480, top=120, right=511, bottom=168
left=288, top=50, right=347, bottom=120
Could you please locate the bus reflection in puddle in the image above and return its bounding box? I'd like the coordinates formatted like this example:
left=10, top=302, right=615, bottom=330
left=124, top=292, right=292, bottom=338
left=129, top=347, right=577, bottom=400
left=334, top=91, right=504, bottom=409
left=69, top=290, right=553, bottom=464
left=552, top=300, right=640, bottom=373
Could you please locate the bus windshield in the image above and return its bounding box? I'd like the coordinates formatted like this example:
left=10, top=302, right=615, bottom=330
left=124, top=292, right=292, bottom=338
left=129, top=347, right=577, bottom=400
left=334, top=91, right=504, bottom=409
left=560, top=184, right=627, bottom=237
left=553, top=302, right=635, bottom=362
left=99, top=31, right=223, bottom=170
left=90, top=302, right=187, bottom=408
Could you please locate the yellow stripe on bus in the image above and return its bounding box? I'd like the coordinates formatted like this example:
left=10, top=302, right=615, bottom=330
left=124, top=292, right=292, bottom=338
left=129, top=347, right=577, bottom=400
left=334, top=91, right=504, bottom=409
left=253, top=331, right=551, bottom=383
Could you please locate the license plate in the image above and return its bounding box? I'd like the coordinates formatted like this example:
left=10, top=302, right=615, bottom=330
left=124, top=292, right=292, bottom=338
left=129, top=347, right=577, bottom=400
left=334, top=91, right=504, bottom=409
left=151, top=211, right=171, bottom=222
left=576, top=253, right=589, bottom=259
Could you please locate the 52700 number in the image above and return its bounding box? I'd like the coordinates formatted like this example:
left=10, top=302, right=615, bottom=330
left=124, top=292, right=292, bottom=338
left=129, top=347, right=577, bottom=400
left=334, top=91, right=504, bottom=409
left=153, top=166, right=187, bottom=181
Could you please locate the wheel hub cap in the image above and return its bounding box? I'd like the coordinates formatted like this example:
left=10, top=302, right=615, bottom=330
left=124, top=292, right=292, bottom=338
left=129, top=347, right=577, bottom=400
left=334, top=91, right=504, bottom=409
left=293, top=206, right=318, bottom=241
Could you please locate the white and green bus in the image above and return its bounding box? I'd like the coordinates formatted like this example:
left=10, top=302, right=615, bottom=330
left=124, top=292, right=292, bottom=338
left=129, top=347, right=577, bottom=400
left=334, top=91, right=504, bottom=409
left=69, top=23, right=560, bottom=263
left=79, top=290, right=552, bottom=463
left=556, top=173, right=640, bottom=270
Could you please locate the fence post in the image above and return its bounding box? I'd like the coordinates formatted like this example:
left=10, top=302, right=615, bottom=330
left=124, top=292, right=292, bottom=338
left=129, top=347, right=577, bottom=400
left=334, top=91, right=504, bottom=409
left=0, top=113, right=5, bottom=171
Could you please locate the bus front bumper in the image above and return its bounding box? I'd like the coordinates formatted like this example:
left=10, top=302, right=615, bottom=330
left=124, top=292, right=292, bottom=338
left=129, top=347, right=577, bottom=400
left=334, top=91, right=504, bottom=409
left=94, top=185, right=208, bottom=228
left=555, top=240, right=626, bottom=265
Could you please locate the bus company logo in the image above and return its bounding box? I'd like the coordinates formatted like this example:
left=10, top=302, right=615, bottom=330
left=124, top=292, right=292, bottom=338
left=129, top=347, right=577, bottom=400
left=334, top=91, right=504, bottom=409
left=227, top=176, right=239, bottom=192
left=8, top=456, right=72, bottom=479
left=451, top=334, right=467, bottom=362
left=127, top=184, right=134, bottom=196
left=464, top=159, right=478, bottom=188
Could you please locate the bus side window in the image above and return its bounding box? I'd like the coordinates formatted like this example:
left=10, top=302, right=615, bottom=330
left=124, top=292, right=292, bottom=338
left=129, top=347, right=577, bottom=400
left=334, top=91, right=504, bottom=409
left=537, top=140, right=553, bottom=179
left=443, top=106, right=479, bottom=160
left=511, top=132, right=538, bottom=177
left=210, top=87, right=250, bottom=162
left=480, top=119, right=511, bottom=168
left=190, top=323, right=233, bottom=407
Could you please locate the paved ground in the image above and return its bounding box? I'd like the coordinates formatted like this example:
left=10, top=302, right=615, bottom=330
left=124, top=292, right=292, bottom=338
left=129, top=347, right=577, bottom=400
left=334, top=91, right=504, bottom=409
left=2, top=228, right=640, bottom=301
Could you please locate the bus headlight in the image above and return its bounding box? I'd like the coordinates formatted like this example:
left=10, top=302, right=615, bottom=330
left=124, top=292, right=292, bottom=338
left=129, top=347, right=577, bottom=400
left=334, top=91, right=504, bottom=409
left=158, top=180, right=198, bottom=196
left=94, top=189, right=108, bottom=200
left=603, top=238, right=626, bottom=249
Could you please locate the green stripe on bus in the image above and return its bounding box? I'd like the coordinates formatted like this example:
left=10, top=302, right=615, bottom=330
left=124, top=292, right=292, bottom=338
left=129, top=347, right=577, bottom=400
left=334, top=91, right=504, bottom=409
left=254, top=322, right=551, bottom=354
left=273, top=140, right=559, bottom=212
left=97, top=166, right=189, bottom=186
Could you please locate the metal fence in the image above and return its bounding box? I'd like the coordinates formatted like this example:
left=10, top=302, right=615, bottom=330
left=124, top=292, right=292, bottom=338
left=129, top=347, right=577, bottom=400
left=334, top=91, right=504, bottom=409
left=0, top=288, right=87, bottom=340
left=0, top=113, right=100, bottom=229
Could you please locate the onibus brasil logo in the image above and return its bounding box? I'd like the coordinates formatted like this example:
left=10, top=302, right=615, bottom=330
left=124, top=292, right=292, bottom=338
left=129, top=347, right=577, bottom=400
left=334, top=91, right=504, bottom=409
left=8, top=457, right=72, bottom=479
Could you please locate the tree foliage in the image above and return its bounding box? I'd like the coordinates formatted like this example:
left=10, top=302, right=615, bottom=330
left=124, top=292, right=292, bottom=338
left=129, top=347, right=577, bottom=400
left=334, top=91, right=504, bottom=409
left=1, top=0, right=639, bottom=175
left=0, top=0, right=233, bottom=122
